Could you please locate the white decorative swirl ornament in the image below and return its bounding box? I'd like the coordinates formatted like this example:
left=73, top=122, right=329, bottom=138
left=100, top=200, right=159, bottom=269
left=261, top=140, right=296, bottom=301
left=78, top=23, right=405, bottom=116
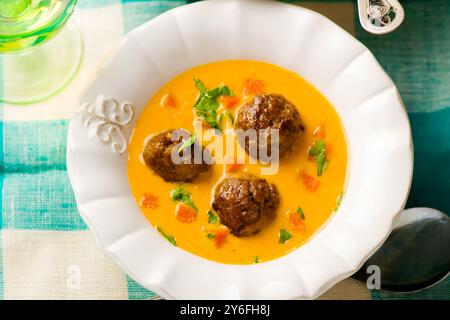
left=77, top=95, right=134, bottom=155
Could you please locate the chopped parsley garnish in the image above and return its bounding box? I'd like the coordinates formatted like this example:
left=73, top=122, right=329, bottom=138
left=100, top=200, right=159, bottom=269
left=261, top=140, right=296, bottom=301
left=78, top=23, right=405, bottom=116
left=296, top=206, right=305, bottom=220
left=193, top=78, right=233, bottom=130
left=335, top=192, right=344, bottom=211
left=194, top=78, right=207, bottom=93
left=157, top=227, right=177, bottom=246
left=206, top=233, right=215, bottom=239
left=178, top=133, right=196, bottom=155
left=207, top=210, right=219, bottom=224
left=253, top=256, right=260, bottom=264
left=170, top=185, right=198, bottom=211
left=206, top=85, right=233, bottom=98
left=278, top=229, right=293, bottom=244
left=308, top=140, right=328, bottom=177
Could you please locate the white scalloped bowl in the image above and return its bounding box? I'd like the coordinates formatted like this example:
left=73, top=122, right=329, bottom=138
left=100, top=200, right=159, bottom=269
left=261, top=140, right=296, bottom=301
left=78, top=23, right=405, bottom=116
left=67, top=0, right=413, bottom=299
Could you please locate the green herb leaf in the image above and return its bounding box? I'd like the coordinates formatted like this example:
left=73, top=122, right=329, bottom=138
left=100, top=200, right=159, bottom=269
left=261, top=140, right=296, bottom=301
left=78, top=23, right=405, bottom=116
left=206, top=85, right=233, bottom=98
left=208, top=210, right=219, bottom=224
left=252, top=256, right=260, bottom=264
left=193, top=79, right=233, bottom=130
left=335, top=192, right=344, bottom=211
left=178, top=133, right=196, bottom=155
left=308, top=140, right=328, bottom=177
left=207, top=233, right=215, bottom=239
left=316, top=151, right=326, bottom=176
left=308, top=140, right=325, bottom=157
left=170, top=185, right=186, bottom=201
left=194, top=96, right=220, bottom=130
left=157, top=227, right=177, bottom=246
left=296, top=207, right=305, bottom=220
left=170, top=185, right=198, bottom=211
left=278, top=229, right=293, bottom=244
left=194, top=78, right=207, bottom=94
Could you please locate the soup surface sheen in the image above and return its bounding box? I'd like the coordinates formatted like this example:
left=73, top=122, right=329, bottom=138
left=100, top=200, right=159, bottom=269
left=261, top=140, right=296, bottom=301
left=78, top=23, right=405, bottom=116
left=127, top=60, right=347, bottom=264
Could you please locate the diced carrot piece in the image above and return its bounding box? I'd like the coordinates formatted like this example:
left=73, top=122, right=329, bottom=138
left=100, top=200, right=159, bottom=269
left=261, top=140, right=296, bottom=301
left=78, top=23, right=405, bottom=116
left=301, top=171, right=320, bottom=192
left=212, top=227, right=228, bottom=248
left=225, top=155, right=242, bottom=173
left=226, top=162, right=241, bottom=173
left=160, top=93, right=176, bottom=108
left=221, top=95, right=240, bottom=109
left=289, top=212, right=305, bottom=232
left=139, top=193, right=159, bottom=209
left=242, top=78, right=264, bottom=95
left=226, top=160, right=242, bottom=173
left=307, top=140, right=331, bottom=161
left=312, top=124, right=326, bottom=138
left=175, top=203, right=196, bottom=223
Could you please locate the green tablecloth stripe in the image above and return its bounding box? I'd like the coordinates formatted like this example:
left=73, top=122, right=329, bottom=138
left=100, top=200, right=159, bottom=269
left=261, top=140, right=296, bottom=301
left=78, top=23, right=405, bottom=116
left=1, top=120, right=85, bottom=231
left=127, top=276, right=158, bottom=300
left=4, top=120, right=68, bottom=173
left=2, top=171, right=84, bottom=230
left=407, top=109, right=450, bottom=211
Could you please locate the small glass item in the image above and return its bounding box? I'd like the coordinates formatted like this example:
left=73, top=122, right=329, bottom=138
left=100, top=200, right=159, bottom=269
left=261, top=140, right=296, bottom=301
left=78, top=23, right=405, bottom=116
left=0, top=0, right=82, bottom=104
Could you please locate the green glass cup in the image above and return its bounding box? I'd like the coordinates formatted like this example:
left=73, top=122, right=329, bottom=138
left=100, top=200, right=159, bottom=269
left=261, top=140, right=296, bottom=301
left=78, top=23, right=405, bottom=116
left=0, top=0, right=82, bottom=104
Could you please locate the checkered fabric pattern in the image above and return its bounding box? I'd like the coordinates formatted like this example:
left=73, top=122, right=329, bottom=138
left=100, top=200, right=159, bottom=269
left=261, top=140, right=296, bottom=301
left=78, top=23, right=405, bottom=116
left=0, top=0, right=448, bottom=299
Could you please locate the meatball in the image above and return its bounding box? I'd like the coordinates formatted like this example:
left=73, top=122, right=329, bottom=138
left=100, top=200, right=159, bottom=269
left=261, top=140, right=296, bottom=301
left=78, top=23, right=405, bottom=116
left=143, top=129, right=211, bottom=182
left=235, top=94, right=304, bottom=159
left=212, top=174, right=280, bottom=237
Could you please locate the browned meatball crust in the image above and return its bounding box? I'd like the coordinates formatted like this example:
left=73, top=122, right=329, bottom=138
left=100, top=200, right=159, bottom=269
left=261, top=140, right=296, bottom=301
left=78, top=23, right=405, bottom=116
left=143, top=129, right=211, bottom=182
left=212, top=174, right=280, bottom=237
left=235, top=94, right=304, bottom=159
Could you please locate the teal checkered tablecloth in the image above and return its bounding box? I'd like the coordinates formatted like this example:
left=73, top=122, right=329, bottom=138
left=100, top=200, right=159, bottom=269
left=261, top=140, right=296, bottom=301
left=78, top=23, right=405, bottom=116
left=0, top=0, right=448, bottom=300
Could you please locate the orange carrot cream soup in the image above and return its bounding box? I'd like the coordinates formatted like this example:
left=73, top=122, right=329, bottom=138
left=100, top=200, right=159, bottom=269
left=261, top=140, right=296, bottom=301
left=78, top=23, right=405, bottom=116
left=127, top=60, right=347, bottom=265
